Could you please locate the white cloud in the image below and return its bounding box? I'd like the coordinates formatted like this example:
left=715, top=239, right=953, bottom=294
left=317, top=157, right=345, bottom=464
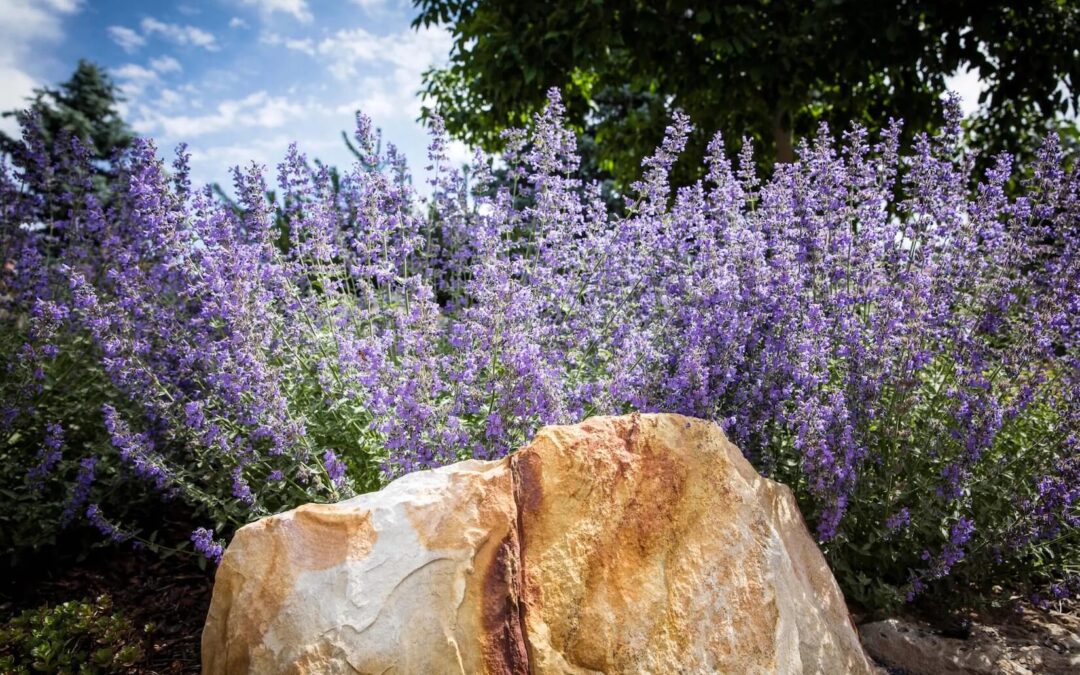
left=261, top=32, right=316, bottom=55
left=112, top=63, right=160, bottom=96
left=0, top=0, right=82, bottom=135
left=241, top=0, right=313, bottom=23
left=335, top=86, right=399, bottom=120
left=110, top=19, right=217, bottom=55
left=308, top=24, right=452, bottom=139
left=187, top=135, right=292, bottom=166
left=349, top=0, right=388, bottom=12
left=107, top=25, right=145, bottom=53
left=0, top=0, right=79, bottom=45
left=113, top=63, right=158, bottom=80
left=156, top=88, right=185, bottom=108
left=0, top=67, right=38, bottom=132
left=134, top=91, right=312, bottom=138
left=182, top=132, right=338, bottom=188
left=316, top=25, right=452, bottom=82
left=286, top=37, right=315, bottom=55
left=114, top=57, right=186, bottom=102
left=140, top=17, right=219, bottom=51
left=300, top=23, right=463, bottom=176
left=229, top=17, right=248, bottom=29
left=150, top=56, right=183, bottom=74
left=334, top=68, right=429, bottom=121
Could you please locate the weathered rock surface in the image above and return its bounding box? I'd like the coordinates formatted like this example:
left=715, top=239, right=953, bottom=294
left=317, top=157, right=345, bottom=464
left=861, top=610, right=1080, bottom=675
left=201, top=458, right=520, bottom=674
left=202, top=413, right=875, bottom=674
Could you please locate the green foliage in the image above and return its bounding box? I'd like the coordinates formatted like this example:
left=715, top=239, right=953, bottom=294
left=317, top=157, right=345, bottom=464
left=0, top=277, right=385, bottom=565
left=414, top=0, right=1080, bottom=186
left=0, top=595, right=147, bottom=674
left=805, top=359, right=1077, bottom=613
left=0, top=319, right=132, bottom=564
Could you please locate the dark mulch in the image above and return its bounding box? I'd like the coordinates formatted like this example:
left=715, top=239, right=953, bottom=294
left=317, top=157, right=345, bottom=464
left=1, top=542, right=214, bottom=674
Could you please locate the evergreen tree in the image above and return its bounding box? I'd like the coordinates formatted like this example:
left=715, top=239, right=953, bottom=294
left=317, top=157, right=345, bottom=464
left=1, top=59, right=133, bottom=196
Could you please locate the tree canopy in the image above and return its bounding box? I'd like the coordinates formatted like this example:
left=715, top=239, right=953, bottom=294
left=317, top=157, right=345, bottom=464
left=414, top=0, right=1080, bottom=186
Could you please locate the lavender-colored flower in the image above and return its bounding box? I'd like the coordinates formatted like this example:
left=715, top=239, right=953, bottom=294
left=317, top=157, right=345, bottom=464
left=85, top=504, right=131, bottom=543
left=101, top=404, right=171, bottom=491
left=323, top=449, right=346, bottom=487
left=231, top=466, right=254, bottom=506
left=191, top=527, right=224, bottom=564
left=61, top=455, right=97, bottom=525
left=26, top=421, right=63, bottom=490
left=885, top=508, right=911, bottom=533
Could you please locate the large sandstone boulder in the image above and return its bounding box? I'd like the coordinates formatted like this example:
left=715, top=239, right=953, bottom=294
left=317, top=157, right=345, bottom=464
left=202, top=413, right=875, bottom=674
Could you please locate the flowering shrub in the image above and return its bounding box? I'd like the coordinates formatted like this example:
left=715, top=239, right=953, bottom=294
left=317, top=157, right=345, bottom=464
left=1, top=93, right=1077, bottom=612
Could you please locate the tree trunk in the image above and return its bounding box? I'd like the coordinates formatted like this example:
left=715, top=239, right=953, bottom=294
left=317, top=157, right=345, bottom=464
left=772, top=108, right=794, bottom=164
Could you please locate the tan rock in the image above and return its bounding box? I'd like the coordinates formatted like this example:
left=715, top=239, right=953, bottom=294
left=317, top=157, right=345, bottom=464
left=202, top=413, right=874, bottom=674
left=513, top=414, right=873, bottom=674
left=201, top=458, right=523, bottom=674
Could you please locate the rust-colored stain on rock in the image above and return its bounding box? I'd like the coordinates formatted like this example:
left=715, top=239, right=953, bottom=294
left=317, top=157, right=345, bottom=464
left=479, top=533, right=529, bottom=674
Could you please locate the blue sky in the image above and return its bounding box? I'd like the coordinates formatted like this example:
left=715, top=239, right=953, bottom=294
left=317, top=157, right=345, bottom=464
left=0, top=0, right=470, bottom=191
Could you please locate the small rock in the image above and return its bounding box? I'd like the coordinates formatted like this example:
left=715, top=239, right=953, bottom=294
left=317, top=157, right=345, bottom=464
left=861, top=614, right=1080, bottom=675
